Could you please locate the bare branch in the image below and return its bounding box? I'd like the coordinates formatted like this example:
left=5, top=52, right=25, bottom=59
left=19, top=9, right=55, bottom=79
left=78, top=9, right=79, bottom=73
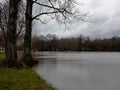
left=34, top=18, right=46, bottom=24
left=33, top=1, right=72, bottom=14
left=32, top=10, right=62, bottom=20
left=16, top=22, right=24, bottom=38
left=33, top=1, right=60, bottom=11
left=0, top=26, right=6, bottom=37
left=48, top=0, right=55, bottom=8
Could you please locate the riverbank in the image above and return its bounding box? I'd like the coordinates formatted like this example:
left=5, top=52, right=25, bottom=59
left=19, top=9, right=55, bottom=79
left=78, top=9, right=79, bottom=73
left=0, top=68, right=55, bottom=90
left=0, top=52, right=56, bottom=90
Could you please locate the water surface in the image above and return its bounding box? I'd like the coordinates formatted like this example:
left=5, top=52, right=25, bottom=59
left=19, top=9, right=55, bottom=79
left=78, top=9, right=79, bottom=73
left=34, top=52, right=120, bottom=90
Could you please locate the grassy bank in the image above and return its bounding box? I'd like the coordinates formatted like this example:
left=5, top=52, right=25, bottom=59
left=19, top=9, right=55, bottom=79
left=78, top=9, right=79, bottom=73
left=0, top=68, right=55, bottom=90
left=0, top=52, right=56, bottom=90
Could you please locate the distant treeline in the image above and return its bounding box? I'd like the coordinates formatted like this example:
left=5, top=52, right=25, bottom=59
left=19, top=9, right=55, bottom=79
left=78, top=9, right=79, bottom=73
left=31, top=34, right=120, bottom=51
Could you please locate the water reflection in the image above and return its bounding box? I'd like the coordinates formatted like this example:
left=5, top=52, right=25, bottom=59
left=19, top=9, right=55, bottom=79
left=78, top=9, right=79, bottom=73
left=34, top=52, right=120, bottom=90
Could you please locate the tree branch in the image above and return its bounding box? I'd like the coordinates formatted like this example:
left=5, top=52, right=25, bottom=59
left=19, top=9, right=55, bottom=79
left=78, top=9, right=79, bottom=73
left=48, top=0, right=55, bottom=8
left=33, top=1, right=72, bottom=14
left=34, top=18, right=46, bottom=24
left=0, top=26, right=7, bottom=38
left=16, top=22, right=24, bottom=38
left=32, top=11, right=62, bottom=20
left=33, top=1, right=60, bottom=11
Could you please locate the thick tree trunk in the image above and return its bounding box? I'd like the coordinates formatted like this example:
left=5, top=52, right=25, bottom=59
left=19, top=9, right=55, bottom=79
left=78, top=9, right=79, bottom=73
left=23, top=0, right=34, bottom=67
left=4, top=38, right=19, bottom=67
left=4, top=0, right=22, bottom=68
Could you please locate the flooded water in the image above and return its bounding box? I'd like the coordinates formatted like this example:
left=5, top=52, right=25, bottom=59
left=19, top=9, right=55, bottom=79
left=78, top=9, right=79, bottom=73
left=34, top=52, right=120, bottom=90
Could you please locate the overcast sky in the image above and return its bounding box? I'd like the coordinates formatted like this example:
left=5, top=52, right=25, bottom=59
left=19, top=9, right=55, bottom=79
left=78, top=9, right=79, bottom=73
left=32, top=0, right=120, bottom=39
left=1, top=0, right=119, bottom=39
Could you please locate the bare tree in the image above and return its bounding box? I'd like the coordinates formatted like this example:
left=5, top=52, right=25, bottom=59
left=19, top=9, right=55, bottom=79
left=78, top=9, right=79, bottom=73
left=23, top=0, right=88, bottom=66
left=0, top=0, right=24, bottom=67
left=0, top=1, right=9, bottom=37
left=0, top=0, right=25, bottom=43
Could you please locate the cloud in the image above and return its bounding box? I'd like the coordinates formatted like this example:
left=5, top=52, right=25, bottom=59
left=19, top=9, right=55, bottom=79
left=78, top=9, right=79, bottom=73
left=33, top=0, right=120, bottom=39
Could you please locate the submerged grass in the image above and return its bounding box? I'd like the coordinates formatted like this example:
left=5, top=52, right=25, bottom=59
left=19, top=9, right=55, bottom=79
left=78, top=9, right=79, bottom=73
left=0, top=68, right=55, bottom=90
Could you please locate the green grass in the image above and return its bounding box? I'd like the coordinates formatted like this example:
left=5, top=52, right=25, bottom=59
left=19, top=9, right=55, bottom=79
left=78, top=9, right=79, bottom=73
left=0, top=68, right=56, bottom=90
left=0, top=52, right=56, bottom=90
left=0, top=52, right=5, bottom=59
left=0, top=52, right=5, bottom=61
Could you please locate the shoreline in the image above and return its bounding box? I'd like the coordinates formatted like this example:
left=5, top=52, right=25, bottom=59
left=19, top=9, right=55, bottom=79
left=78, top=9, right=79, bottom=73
left=0, top=68, right=56, bottom=90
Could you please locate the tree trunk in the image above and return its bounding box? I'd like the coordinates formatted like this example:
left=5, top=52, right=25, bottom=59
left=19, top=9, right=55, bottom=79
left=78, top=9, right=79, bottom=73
left=5, top=0, right=22, bottom=68
left=4, top=37, right=19, bottom=67
left=23, top=0, right=34, bottom=67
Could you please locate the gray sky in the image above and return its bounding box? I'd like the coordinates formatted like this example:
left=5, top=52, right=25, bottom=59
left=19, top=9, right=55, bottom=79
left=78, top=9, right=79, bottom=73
left=0, top=0, right=120, bottom=38
left=1, top=0, right=119, bottom=39
left=33, top=0, right=120, bottom=39
left=1, top=0, right=120, bottom=39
